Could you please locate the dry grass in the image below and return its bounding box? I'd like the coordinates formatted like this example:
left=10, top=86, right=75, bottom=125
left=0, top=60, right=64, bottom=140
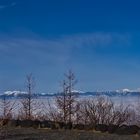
left=0, top=127, right=139, bottom=140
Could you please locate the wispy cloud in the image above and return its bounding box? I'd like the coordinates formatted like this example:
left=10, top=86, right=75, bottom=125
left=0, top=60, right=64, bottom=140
left=0, top=32, right=131, bottom=57
left=46, top=32, right=130, bottom=49
left=0, top=32, right=131, bottom=69
left=0, top=2, right=16, bottom=10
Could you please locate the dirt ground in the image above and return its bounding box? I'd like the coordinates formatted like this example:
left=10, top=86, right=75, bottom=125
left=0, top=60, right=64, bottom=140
left=0, top=127, right=140, bottom=140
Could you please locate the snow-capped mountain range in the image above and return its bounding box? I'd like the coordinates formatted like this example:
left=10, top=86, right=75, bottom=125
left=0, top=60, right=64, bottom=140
left=0, top=88, right=140, bottom=98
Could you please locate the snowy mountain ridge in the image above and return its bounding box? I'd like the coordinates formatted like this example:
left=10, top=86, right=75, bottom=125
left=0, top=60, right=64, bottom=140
left=1, top=88, right=140, bottom=98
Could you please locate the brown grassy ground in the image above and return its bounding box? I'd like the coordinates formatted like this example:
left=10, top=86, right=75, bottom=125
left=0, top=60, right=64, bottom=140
left=0, top=127, right=140, bottom=140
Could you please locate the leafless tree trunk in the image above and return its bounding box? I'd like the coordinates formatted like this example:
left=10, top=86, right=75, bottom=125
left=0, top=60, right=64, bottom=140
left=65, top=70, right=77, bottom=123
left=55, top=70, right=78, bottom=124
left=19, top=74, right=36, bottom=120
left=55, top=80, right=69, bottom=123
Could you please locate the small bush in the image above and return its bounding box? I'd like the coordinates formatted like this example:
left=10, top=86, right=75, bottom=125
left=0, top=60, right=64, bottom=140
left=116, top=125, right=140, bottom=135
left=40, top=120, right=51, bottom=128
left=65, top=122, right=73, bottom=130
left=95, top=124, right=108, bottom=132
left=18, top=120, right=34, bottom=127
left=73, top=124, right=85, bottom=130
left=108, top=125, right=119, bottom=134
left=7, top=120, right=19, bottom=127
left=84, top=124, right=94, bottom=131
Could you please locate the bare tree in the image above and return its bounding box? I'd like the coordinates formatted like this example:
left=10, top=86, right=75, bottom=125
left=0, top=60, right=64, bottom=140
left=0, top=95, right=16, bottom=139
left=55, top=80, right=69, bottom=123
left=47, top=99, right=61, bottom=122
left=111, top=103, right=133, bottom=126
left=135, top=94, right=140, bottom=126
left=55, top=70, right=78, bottom=124
left=19, top=74, right=36, bottom=120
left=77, top=96, right=132, bottom=126
left=65, top=70, right=78, bottom=123
left=0, top=95, right=16, bottom=120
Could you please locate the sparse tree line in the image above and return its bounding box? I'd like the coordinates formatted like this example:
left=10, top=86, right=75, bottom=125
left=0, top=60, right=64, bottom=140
left=0, top=71, right=140, bottom=135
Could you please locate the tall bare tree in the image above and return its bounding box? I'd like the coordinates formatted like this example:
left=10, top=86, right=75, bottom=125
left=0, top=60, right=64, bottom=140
left=55, top=80, right=69, bottom=123
left=55, top=70, right=78, bottom=124
left=66, top=70, right=78, bottom=123
left=20, top=74, right=36, bottom=120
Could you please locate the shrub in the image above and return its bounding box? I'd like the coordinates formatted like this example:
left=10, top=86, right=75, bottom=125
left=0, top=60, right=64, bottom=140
left=7, top=120, right=18, bottom=127
left=95, top=124, right=108, bottom=132
left=73, top=124, right=85, bottom=130
left=40, top=120, right=51, bottom=128
left=116, top=125, right=140, bottom=135
left=108, top=125, right=119, bottom=134
left=18, top=120, right=34, bottom=127
left=64, top=122, right=72, bottom=129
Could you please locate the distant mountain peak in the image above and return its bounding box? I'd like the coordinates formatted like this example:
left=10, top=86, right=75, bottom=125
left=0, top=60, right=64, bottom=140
left=4, top=90, right=27, bottom=96
left=1, top=88, right=140, bottom=98
left=72, top=90, right=85, bottom=94
left=116, top=88, right=140, bottom=93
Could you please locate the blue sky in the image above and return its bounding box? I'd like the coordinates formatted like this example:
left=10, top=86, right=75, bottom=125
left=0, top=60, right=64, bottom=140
left=0, top=0, right=140, bottom=93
